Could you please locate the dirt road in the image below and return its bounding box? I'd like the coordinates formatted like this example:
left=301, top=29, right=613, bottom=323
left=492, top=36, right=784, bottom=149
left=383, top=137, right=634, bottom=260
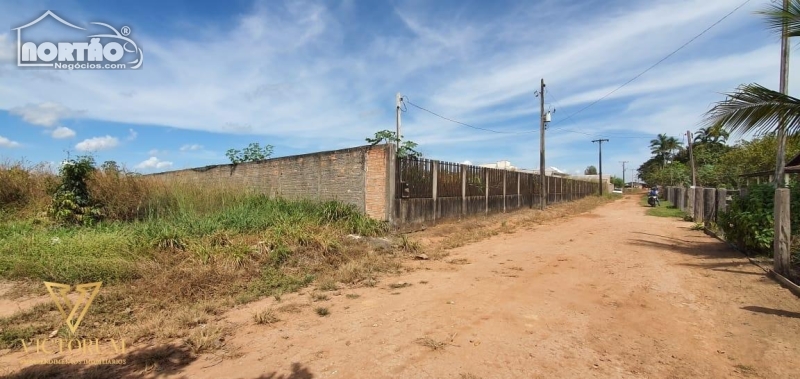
left=6, top=195, right=800, bottom=378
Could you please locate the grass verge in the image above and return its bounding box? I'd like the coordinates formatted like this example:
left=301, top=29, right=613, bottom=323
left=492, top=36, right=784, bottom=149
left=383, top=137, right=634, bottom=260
left=639, top=195, right=687, bottom=218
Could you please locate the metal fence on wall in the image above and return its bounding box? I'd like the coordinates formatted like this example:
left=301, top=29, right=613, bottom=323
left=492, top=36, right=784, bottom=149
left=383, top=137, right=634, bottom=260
left=394, top=157, right=600, bottom=227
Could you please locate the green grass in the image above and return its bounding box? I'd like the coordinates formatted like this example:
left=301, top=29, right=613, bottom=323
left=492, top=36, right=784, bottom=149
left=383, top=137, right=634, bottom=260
left=640, top=195, right=687, bottom=218
left=0, top=194, right=387, bottom=284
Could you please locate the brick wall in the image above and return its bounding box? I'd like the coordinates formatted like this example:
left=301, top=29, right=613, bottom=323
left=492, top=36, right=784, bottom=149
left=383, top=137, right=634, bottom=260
left=364, top=146, right=389, bottom=220
left=149, top=144, right=391, bottom=219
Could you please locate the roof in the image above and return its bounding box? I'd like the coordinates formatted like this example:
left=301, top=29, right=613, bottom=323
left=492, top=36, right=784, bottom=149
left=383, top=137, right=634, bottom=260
left=739, top=152, right=800, bottom=178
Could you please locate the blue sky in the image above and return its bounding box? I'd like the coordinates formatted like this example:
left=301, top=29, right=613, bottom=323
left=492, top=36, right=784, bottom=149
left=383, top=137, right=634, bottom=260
left=0, top=0, right=797, bottom=179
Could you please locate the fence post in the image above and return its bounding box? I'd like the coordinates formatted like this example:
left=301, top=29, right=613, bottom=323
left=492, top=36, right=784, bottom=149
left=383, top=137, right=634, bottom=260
left=774, top=188, right=792, bottom=276
left=461, top=165, right=467, bottom=218
left=485, top=168, right=489, bottom=215
left=703, top=188, right=716, bottom=228
left=716, top=188, right=727, bottom=223
left=517, top=172, right=521, bottom=208
left=386, top=144, right=397, bottom=225
left=687, top=187, right=695, bottom=216
left=432, top=161, right=438, bottom=223
left=693, top=187, right=704, bottom=223
left=503, top=170, right=508, bottom=213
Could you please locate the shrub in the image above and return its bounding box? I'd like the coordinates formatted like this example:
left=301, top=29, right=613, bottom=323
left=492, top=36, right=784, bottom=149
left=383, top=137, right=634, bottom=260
left=718, top=184, right=775, bottom=254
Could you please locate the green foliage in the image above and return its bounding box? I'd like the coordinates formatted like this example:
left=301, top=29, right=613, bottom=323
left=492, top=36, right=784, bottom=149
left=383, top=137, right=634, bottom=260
left=718, top=184, right=775, bottom=254
left=366, top=130, right=422, bottom=158
left=226, top=143, right=274, bottom=164
left=610, top=176, right=624, bottom=188
left=639, top=132, right=800, bottom=189
left=101, top=160, right=121, bottom=174
left=48, top=156, right=102, bottom=225
left=584, top=165, right=597, bottom=175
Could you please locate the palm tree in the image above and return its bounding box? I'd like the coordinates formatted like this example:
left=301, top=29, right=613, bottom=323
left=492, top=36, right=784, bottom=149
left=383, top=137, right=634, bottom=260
left=650, top=133, right=683, bottom=166
left=693, top=125, right=730, bottom=145
left=704, top=0, right=800, bottom=184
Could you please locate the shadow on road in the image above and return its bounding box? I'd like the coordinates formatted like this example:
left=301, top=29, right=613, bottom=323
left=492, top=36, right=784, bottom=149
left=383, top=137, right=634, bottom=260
left=248, top=363, right=314, bottom=379
left=3, top=344, right=196, bottom=379
left=742, top=306, right=800, bottom=320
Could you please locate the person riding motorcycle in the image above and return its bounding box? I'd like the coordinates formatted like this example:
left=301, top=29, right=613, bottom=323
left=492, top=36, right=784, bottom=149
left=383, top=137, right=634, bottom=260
left=648, top=186, right=660, bottom=206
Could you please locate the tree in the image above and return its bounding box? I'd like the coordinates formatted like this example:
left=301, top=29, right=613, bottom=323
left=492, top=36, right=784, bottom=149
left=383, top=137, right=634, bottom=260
left=365, top=130, right=421, bottom=158
left=226, top=143, right=274, bottom=164
left=584, top=165, right=597, bottom=175
left=101, top=160, right=121, bottom=175
left=693, top=125, right=730, bottom=145
left=610, top=176, right=624, bottom=188
left=650, top=133, right=683, bottom=166
left=703, top=1, right=800, bottom=186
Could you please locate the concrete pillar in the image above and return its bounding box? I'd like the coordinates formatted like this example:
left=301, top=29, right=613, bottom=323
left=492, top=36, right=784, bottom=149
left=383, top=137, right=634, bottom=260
left=703, top=188, right=716, bottom=228
left=432, top=161, right=438, bottom=222
left=774, top=188, right=792, bottom=276
left=461, top=165, right=467, bottom=218
left=693, top=187, right=704, bottom=223
left=715, top=188, right=728, bottom=222
left=716, top=188, right=727, bottom=223
left=687, top=187, right=695, bottom=217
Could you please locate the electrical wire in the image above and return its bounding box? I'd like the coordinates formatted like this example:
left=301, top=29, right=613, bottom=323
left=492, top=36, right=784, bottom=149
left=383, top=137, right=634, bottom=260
left=404, top=99, right=537, bottom=134
left=548, top=0, right=753, bottom=128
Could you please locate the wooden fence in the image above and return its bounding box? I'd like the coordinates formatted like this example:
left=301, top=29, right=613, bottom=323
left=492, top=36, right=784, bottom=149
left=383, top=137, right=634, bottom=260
left=394, top=157, right=600, bottom=227
left=661, top=186, right=739, bottom=227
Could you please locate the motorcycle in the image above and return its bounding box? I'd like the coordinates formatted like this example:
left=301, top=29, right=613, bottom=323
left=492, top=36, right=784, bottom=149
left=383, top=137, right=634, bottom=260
left=647, top=194, right=658, bottom=207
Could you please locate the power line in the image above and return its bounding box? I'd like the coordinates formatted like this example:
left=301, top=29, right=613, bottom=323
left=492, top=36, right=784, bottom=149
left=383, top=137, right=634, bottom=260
left=404, top=99, right=536, bottom=134
left=549, top=0, right=753, bottom=127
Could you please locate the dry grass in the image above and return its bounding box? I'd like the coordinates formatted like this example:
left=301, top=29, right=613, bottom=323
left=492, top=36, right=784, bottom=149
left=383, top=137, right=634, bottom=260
left=460, top=374, right=482, bottom=379
left=311, top=292, right=330, bottom=302
left=315, top=307, right=330, bottom=316
left=185, top=325, right=226, bottom=354
left=253, top=309, right=280, bottom=325
left=415, top=337, right=448, bottom=351
left=276, top=303, right=307, bottom=314
left=345, top=293, right=360, bottom=299
left=409, top=195, right=618, bottom=257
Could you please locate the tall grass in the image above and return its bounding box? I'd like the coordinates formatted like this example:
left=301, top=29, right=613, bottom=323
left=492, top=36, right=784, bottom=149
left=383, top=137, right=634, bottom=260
left=0, top=168, right=388, bottom=283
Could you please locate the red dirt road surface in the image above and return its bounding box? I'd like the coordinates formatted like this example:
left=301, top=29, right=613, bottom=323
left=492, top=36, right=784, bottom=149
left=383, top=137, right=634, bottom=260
left=5, top=195, right=800, bottom=378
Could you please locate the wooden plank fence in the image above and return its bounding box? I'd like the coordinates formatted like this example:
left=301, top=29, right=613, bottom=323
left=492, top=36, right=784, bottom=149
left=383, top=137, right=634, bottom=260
left=394, top=157, right=600, bottom=227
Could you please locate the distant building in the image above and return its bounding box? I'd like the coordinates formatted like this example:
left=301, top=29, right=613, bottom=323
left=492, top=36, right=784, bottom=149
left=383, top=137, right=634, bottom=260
left=478, top=160, right=517, bottom=170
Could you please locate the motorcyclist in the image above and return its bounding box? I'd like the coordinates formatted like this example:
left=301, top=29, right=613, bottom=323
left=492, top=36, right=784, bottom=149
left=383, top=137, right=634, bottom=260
left=648, top=186, right=660, bottom=206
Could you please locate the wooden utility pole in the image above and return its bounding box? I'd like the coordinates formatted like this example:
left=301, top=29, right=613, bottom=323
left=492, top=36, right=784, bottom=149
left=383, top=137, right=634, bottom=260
left=687, top=130, right=697, bottom=187
left=395, top=93, right=402, bottom=150
left=620, top=161, right=628, bottom=191
left=539, top=79, right=546, bottom=210
left=592, top=139, right=609, bottom=195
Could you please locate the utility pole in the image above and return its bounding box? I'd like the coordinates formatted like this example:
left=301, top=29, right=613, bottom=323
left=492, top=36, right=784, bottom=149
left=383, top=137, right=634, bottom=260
left=687, top=130, right=697, bottom=187
left=592, top=139, right=609, bottom=195
left=620, top=161, right=628, bottom=191
left=395, top=93, right=402, bottom=151
left=775, top=0, right=790, bottom=187
left=539, top=79, right=546, bottom=210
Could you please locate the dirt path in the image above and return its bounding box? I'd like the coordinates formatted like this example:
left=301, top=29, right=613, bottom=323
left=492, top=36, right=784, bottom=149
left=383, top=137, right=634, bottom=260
left=5, top=195, right=800, bottom=378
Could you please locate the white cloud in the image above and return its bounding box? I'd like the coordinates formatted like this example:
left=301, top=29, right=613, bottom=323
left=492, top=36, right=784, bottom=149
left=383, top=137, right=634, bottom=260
left=127, top=129, right=137, bottom=141
left=75, top=136, right=119, bottom=151
left=8, top=102, right=84, bottom=127
left=135, top=157, right=173, bottom=170
left=462, top=160, right=472, bottom=165
left=0, top=135, right=20, bottom=148
left=180, top=144, right=203, bottom=151
left=0, top=0, right=789, bottom=177
left=51, top=126, right=76, bottom=139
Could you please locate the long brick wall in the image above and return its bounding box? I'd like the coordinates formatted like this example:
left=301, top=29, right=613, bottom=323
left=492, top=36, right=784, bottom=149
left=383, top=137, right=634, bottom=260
left=149, top=144, right=391, bottom=219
